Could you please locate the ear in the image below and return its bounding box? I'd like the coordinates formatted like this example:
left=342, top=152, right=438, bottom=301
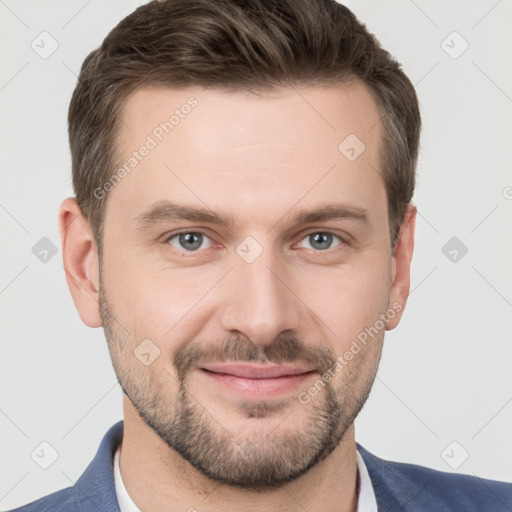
left=59, top=197, right=103, bottom=328
left=386, top=204, right=416, bottom=331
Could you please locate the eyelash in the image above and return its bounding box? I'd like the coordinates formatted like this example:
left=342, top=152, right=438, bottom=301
left=163, top=229, right=347, bottom=256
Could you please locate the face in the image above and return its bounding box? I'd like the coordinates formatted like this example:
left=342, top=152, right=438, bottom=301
left=94, top=83, right=408, bottom=489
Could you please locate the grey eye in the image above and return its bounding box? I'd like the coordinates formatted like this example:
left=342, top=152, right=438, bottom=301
left=300, top=232, right=341, bottom=251
left=168, top=232, right=211, bottom=251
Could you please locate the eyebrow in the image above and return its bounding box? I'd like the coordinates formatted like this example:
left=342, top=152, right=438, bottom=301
left=133, top=200, right=368, bottom=230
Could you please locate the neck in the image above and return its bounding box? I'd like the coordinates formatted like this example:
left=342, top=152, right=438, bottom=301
left=119, top=396, right=359, bottom=512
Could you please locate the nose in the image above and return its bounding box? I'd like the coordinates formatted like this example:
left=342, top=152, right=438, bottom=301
left=218, top=245, right=302, bottom=347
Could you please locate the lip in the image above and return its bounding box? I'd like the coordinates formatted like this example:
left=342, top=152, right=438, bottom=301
left=200, top=363, right=314, bottom=379
left=199, top=364, right=317, bottom=397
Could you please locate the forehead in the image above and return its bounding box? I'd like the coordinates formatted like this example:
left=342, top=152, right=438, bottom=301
left=105, top=83, right=385, bottom=232
left=118, top=83, right=380, bottom=156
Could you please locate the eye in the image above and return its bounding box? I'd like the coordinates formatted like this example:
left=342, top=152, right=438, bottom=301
left=166, top=231, right=213, bottom=252
left=164, top=230, right=345, bottom=255
left=298, top=232, right=343, bottom=251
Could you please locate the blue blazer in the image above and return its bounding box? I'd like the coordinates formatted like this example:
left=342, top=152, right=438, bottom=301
left=8, top=420, right=512, bottom=511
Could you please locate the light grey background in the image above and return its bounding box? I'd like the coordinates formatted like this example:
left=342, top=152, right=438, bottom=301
left=1, top=0, right=511, bottom=509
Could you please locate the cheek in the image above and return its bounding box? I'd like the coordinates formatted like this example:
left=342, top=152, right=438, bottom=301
left=102, top=233, right=391, bottom=355
left=103, top=253, right=216, bottom=349
left=296, top=255, right=391, bottom=350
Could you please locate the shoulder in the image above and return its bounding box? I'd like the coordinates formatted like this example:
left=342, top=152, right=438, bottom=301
left=357, top=444, right=512, bottom=511
left=5, top=486, right=76, bottom=512
left=6, top=420, right=125, bottom=512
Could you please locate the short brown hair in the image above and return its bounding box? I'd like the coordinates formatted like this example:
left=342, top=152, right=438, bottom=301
left=68, top=0, right=420, bottom=249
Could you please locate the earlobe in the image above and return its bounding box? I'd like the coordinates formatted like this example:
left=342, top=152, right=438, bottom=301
left=386, top=204, right=416, bottom=331
left=59, top=197, right=103, bottom=328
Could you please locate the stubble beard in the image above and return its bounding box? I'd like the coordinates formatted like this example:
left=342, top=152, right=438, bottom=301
left=99, top=282, right=381, bottom=490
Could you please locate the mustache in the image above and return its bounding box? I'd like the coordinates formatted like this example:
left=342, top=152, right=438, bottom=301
left=173, top=332, right=337, bottom=382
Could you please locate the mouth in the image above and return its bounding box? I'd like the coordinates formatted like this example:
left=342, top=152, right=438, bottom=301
left=199, top=363, right=317, bottom=397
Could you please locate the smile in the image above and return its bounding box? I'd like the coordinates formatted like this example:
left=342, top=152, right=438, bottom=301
left=199, top=364, right=318, bottom=397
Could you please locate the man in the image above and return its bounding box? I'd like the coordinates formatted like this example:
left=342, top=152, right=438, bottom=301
left=9, top=0, right=511, bottom=510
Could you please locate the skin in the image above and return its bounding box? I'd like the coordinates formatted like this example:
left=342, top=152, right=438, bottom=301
left=59, top=82, right=416, bottom=511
